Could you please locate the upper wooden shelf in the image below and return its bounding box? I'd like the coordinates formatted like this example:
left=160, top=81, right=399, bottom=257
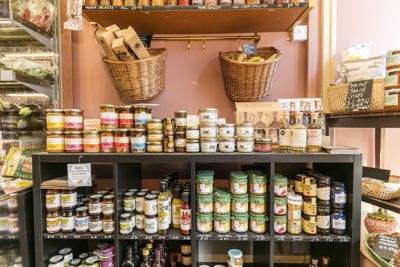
left=82, top=2, right=313, bottom=34
left=326, top=110, right=400, bottom=128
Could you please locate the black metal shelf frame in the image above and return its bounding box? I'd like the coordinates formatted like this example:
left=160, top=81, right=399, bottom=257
left=33, top=153, right=362, bottom=267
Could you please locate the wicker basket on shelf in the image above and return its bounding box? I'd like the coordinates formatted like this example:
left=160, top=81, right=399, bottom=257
left=103, top=48, right=167, bottom=101
left=361, top=177, right=400, bottom=200
left=219, top=47, right=281, bottom=102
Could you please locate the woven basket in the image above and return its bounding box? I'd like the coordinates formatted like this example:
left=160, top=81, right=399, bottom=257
left=104, top=48, right=167, bottom=101
left=327, top=78, right=385, bottom=114
left=362, top=177, right=400, bottom=200
left=219, top=47, right=281, bottom=102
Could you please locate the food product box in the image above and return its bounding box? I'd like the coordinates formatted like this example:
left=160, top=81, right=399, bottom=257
left=95, top=30, right=119, bottom=61
left=112, top=37, right=134, bottom=61
left=123, top=26, right=151, bottom=59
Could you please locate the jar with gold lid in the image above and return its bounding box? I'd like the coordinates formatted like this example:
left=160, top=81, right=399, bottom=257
left=163, top=136, right=175, bottom=153
left=133, top=105, right=149, bottom=129
left=100, top=104, right=118, bottom=129
left=83, top=131, right=100, bottom=153
left=117, top=105, right=133, bottom=129
left=114, top=129, right=130, bottom=153
left=131, top=128, right=146, bottom=153
left=46, top=210, right=61, bottom=234
left=163, top=118, right=175, bottom=136
left=47, top=131, right=64, bottom=153
left=147, top=119, right=163, bottom=131
left=147, top=142, right=163, bottom=153
left=100, top=129, right=114, bottom=153
left=64, top=131, right=83, bottom=153
left=64, top=109, right=84, bottom=131
left=46, top=109, right=64, bottom=131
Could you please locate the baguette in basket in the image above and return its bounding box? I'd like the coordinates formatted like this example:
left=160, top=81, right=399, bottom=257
left=362, top=177, right=400, bottom=200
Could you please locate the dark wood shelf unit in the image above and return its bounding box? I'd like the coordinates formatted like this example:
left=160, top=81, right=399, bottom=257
left=362, top=195, right=400, bottom=214
left=326, top=110, right=400, bottom=128
left=196, top=231, right=269, bottom=241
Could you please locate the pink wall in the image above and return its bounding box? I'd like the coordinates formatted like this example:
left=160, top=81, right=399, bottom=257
left=335, top=0, right=400, bottom=173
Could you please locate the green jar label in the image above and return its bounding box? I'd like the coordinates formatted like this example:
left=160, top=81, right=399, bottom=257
left=196, top=212, right=213, bottom=222
left=214, top=213, right=230, bottom=221
left=250, top=194, right=267, bottom=204
left=232, top=194, right=249, bottom=203
left=231, top=212, right=249, bottom=221
left=230, top=171, right=248, bottom=182
left=249, top=213, right=268, bottom=222
left=197, top=194, right=213, bottom=203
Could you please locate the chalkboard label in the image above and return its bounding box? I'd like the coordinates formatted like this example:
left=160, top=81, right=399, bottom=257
left=346, top=79, right=373, bottom=111
left=374, top=235, right=399, bottom=260
left=242, top=43, right=257, bottom=56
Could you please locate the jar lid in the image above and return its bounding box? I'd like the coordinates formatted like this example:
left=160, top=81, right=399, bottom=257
left=232, top=194, right=248, bottom=203
left=220, top=138, right=235, bottom=142
left=136, top=192, right=147, bottom=197
left=213, top=191, right=231, bottom=203
left=228, top=249, right=243, bottom=259
left=249, top=194, right=266, bottom=203
left=83, top=130, right=99, bottom=134
left=49, top=255, right=64, bottom=264
left=85, top=256, right=100, bottom=264
left=175, top=131, right=186, bottom=135
left=196, top=212, right=213, bottom=222
left=100, top=129, right=114, bottom=133
left=274, top=176, right=288, bottom=183
left=249, top=212, right=268, bottom=222
left=249, top=174, right=266, bottom=184
left=186, top=125, right=199, bottom=130
left=124, top=192, right=135, bottom=197
left=387, top=67, right=400, bottom=74
left=47, top=131, right=64, bottom=135
left=201, top=138, right=218, bottom=142
left=219, top=123, right=235, bottom=127
left=79, top=252, right=89, bottom=259
left=237, top=138, right=254, bottom=142
left=133, top=104, right=149, bottom=109
left=148, top=119, right=162, bottom=123
left=145, top=194, right=157, bottom=200
left=175, top=110, right=187, bottom=114
left=90, top=194, right=103, bottom=200
left=116, top=105, right=132, bottom=109
left=59, top=247, right=72, bottom=255
left=236, top=122, right=253, bottom=127
left=120, top=213, right=132, bottom=219
left=64, top=131, right=83, bottom=135
left=130, top=128, right=146, bottom=133
left=287, top=193, right=302, bottom=202
left=114, top=129, right=130, bottom=133
left=187, top=139, right=199, bottom=143
left=213, top=213, right=230, bottom=221
left=100, top=104, right=115, bottom=108
left=255, top=138, right=271, bottom=144
left=200, top=123, right=218, bottom=127
left=64, top=109, right=83, bottom=113
left=104, top=195, right=113, bottom=201
left=196, top=174, right=213, bottom=184
left=46, top=109, right=64, bottom=113
left=197, top=194, right=213, bottom=202
left=387, top=49, right=400, bottom=56
left=147, top=130, right=163, bottom=134
left=199, top=108, right=218, bottom=113
left=70, top=259, right=82, bottom=266
left=231, top=212, right=249, bottom=220
left=147, top=141, right=163, bottom=145
left=230, top=171, right=248, bottom=181
left=77, top=206, right=88, bottom=213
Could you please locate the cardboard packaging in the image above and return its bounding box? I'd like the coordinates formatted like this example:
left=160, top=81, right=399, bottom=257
left=112, top=37, right=134, bottom=61
left=123, top=26, right=151, bottom=59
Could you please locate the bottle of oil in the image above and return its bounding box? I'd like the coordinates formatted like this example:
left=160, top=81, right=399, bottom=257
left=307, top=112, right=322, bottom=152
left=290, top=112, right=307, bottom=153
left=279, top=112, right=291, bottom=151
left=289, top=101, right=297, bottom=125
left=157, top=182, right=169, bottom=235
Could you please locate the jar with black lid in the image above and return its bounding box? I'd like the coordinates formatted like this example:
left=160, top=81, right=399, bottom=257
left=89, top=194, right=103, bottom=215
left=89, top=215, right=102, bottom=233
left=303, top=176, right=317, bottom=197
left=317, top=175, right=331, bottom=202
left=61, top=209, right=75, bottom=233
left=331, top=181, right=346, bottom=209
left=317, top=206, right=330, bottom=235
left=75, top=206, right=89, bottom=233
left=294, top=174, right=305, bottom=195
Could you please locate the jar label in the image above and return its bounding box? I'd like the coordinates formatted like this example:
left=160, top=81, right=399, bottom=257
left=124, top=199, right=135, bottom=212
left=251, top=203, right=265, bottom=213
left=84, top=138, right=100, bottom=145
left=136, top=215, right=145, bottom=230
left=317, top=187, right=330, bottom=201
left=317, top=215, right=330, bottom=229
left=61, top=193, right=77, bottom=208
left=89, top=203, right=102, bottom=214
left=219, top=142, right=235, bottom=152
left=102, top=203, right=114, bottom=215
left=291, top=129, right=307, bottom=147
left=274, top=219, right=287, bottom=234
left=303, top=201, right=317, bottom=216
left=233, top=220, right=247, bottom=232
left=200, top=113, right=218, bottom=123
left=175, top=139, right=186, bottom=147
left=237, top=127, right=253, bottom=138
left=131, top=136, right=146, bottom=145
left=199, top=184, right=212, bottom=194
left=250, top=221, right=265, bottom=233
left=65, top=138, right=83, bottom=146
left=200, top=127, right=217, bottom=138
left=89, top=220, right=102, bottom=232
left=119, top=113, right=134, bottom=126
left=115, top=137, right=130, bottom=149
left=62, top=216, right=75, bottom=231
left=294, top=181, right=303, bottom=193
left=101, top=112, right=118, bottom=125
left=101, top=136, right=114, bottom=149
left=65, top=116, right=83, bottom=128
left=46, top=194, right=61, bottom=209
left=144, top=201, right=157, bottom=216
left=175, top=117, right=187, bottom=127
left=75, top=216, right=89, bottom=231
left=303, top=184, right=317, bottom=197
left=201, top=142, right=217, bottom=152
left=332, top=218, right=346, bottom=230
left=120, top=221, right=133, bottom=234
left=289, top=209, right=302, bottom=220
left=46, top=217, right=61, bottom=232
left=279, top=129, right=291, bottom=146
left=233, top=202, right=248, bottom=213
left=307, top=129, right=322, bottom=146
left=302, top=218, right=317, bottom=234
left=386, top=74, right=399, bottom=87
left=145, top=218, right=157, bottom=234
left=47, top=116, right=64, bottom=129
left=134, top=112, right=148, bottom=125
left=334, top=192, right=346, bottom=204
left=186, top=130, right=199, bottom=139
left=199, top=202, right=212, bottom=213
left=103, top=221, right=114, bottom=234
left=252, top=184, right=264, bottom=194
left=47, top=137, right=64, bottom=146
left=274, top=202, right=287, bottom=215
left=186, top=142, right=199, bottom=152
left=172, top=204, right=181, bottom=226
left=180, top=208, right=191, bottom=231
left=274, top=184, right=287, bottom=197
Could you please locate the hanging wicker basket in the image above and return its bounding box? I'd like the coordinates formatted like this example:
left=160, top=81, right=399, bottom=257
left=219, top=47, right=281, bottom=102
left=104, top=48, right=167, bottom=101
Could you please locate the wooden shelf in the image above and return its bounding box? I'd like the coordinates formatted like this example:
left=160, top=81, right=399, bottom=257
left=82, top=2, right=313, bottom=34
left=362, top=195, right=400, bottom=214
left=326, top=110, right=400, bottom=128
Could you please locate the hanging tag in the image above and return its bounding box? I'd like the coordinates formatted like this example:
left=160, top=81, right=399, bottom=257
left=68, top=163, right=92, bottom=187
left=242, top=43, right=257, bottom=56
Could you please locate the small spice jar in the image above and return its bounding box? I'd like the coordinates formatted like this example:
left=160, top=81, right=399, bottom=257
left=303, top=176, right=317, bottom=197
left=200, top=138, right=218, bottom=153
left=200, top=123, right=218, bottom=138
left=130, top=128, right=146, bottom=153
left=89, top=194, right=103, bottom=215
left=196, top=212, right=212, bottom=233
left=133, top=105, right=149, bottom=128
left=114, top=129, right=130, bottom=153
left=237, top=138, right=254, bottom=153
left=230, top=171, right=248, bottom=195
left=274, top=175, right=288, bottom=197
left=197, top=194, right=213, bottom=214
left=103, top=215, right=114, bottom=234
left=302, top=214, right=317, bottom=235
left=218, top=138, right=235, bottom=153
left=331, top=208, right=346, bottom=235
left=46, top=109, right=64, bottom=131
left=249, top=174, right=267, bottom=195
left=64, top=109, right=84, bottom=131
left=123, top=192, right=136, bottom=212
left=175, top=131, right=186, bottom=152
left=136, top=213, right=145, bottom=230
left=100, top=104, right=118, bottom=129
left=174, top=110, right=188, bottom=130
left=89, top=215, right=102, bottom=233
left=274, top=196, right=287, bottom=215
left=255, top=138, right=272, bottom=153
left=198, top=108, right=218, bottom=124
left=135, top=192, right=146, bottom=213
left=231, top=213, right=249, bottom=233
left=231, top=194, right=248, bottom=214
left=75, top=207, right=89, bottom=233
left=250, top=194, right=267, bottom=214
left=61, top=209, right=75, bottom=233
left=294, top=174, right=305, bottom=195
left=147, top=142, right=163, bottom=153
left=274, top=215, right=287, bottom=235
left=147, top=119, right=163, bottom=131
left=317, top=175, right=331, bottom=202
left=317, top=205, right=330, bottom=235
left=120, top=213, right=133, bottom=235
left=186, top=126, right=200, bottom=139
left=46, top=189, right=61, bottom=210
left=213, top=213, right=230, bottom=234
left=331, top=181, right=346, bottom=209
left=144, top=194, right=158, bottom=216
left=117, top=105, right=133, bottom=129
left=83, top=130, right=100, bottom=153
left=228, top=249, right=243, bottom=267
left=64, top=131, right=83, bottom=153
left=186, top=139, right=200, bottom=153
left=287, top=193, right=302, bottom=220
left=196, top=173, right=213, bottom=195
left=218, top=124, right=235, bottom=139
left=303, top=196, right=317, bottom=216
left=163, top=118, right=175, bottom=136
left=47, top=131, right=65, bottom=153
left=144, top=215, right=158, bottom=234
left=250, top=213, right=267, bottom=234
left=61, top=189, right=77, bottom=209
left=236, top=123, right=254, bottom=138
left=102, top=195, right=114, bottom=216
left=100, top=129, right=114, bottom=153
left=213, top=191, right=231, bottom=214
left=46, top=210, right=61, bottom=234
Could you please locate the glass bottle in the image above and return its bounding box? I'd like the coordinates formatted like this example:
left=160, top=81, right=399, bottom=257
left=132, top=241, right=140, bottom=265
left=268, top=111, right=280, bottom=149
left=307, top=112, right=322, bottom=152
left=172, top=187, right=182, bottom=229
left=322, top=256, right=330, bottom=267
left=140, top=249, right=151, bottom=267
left=122, top=246, right=135, bottom=267
left=279, top=112, right=291, bottom=151
left=309, top=258, right=319, bottom=267
left=152, top=249, right=162, bottom=267
left=289, top=101, right=296, bottom=125
left=315, top=100, right=326, bottom=136
left=301, top=101, right=311, bottom=127
left=158, top=182, right=169, bottom=235
left=291, top=112, right=307, bottom=153
left=180, top=192, right=191, bottom=235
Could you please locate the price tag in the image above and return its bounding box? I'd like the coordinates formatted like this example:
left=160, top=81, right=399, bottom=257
left=346, top=79, right=373, bottom=111
left=68, top=163, right=92, bottom=187
left=375, top=235, right=399, bottom=260
left=242, top=43, right=257, bottom=56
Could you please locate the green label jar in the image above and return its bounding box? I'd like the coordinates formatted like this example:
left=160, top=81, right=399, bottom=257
left=250, top=213, right=267, bottom=234
left=230, top=171, right=248, bottom=194
left=231, top=194, right=249, bottom=214
left=274, top=175, right=288, bottom=197
left=196, top=173, right=214, bottom=195
left=274, top=215, right=287, bottom=235
left=196, top=212, right=213, bottom=233
left=231, top=212, right=249, bottom=233
left=274, top=197, right=287, bottom=216
left=249, top=174, right=267, bottom=195
left=197, top=194, right=213, bottom=214
left=213, top=191, right=231, bottom=214
left=250, top=194, right=267, bottom=214
left=213, top=213, right=230, bottom=234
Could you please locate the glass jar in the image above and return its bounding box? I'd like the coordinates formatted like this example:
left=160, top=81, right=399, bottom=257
left=287, top=193, right=302, bottom=220
left=219, top=138, right=235, bottom=153
left=89, top=194, right=103, bottom=215
left=317, top=175, right=331, bottom=202
left=317, top=206, right=330, bottom=235
left=146, top=141, right=162, bottom=152
left=114, top=129, right=130, bottom=153
left=213, top=213, right=230, bottom=234
left=331, top=208, right=346, bottom=235
left=85, top=256, right=100, bottom=266
left=123, top=192, right=135, bottom=212
left=131, top=213, right=136, bottom=229
left=83, top=131, right=100, bottom=153
left=100, top=0, right=112, bottom=4
left=175, top=131, right=186, bottom=152
left=147, top=119, right=163, bottom=131
left=117, top=105, right=133, bottom=129
left=103, top=215, right=114, bottom=234
left=250, top=194, right=267, bottom=214
left=218, top=124, right=235, bottom=139
left=100, top=104, right=118, bottom=129
left=130, top=128, right=146, bottom=153
left=237, top=138, right=254, bottom=153
left=274, top=175, right=288, bottom=197
left=133, top=105, right=149, bottom=129
left=197, top=194, right=213, bottom=214
left=303, top=176, right=317, bottom=197
left=144, top=194, right=157, bottom=216
left=64, top=131, right=83, bottom=153
left=100, top=129, right=114, bottom=153
left=46, top=189, right=61, bottom=210
left=89, top=215, right=102, bottom=233
left=201, top=138, right=218, bottom=153
left=135, top=192, right=146, bottom=213
left=249, top=174, right=266, bottom=195
left=8, top=212, right=18, bottom=234
left=61, top=189, right=77, bottom=209
left=294, top=174, right=305, bottom=195
left=198, top=108, right=218, bottom=124
left=46, top=210, right=61, bottom=234
left=186, top=139, right=200, bottom=153
left=331, top=182, right=346, bottom=209
left=303, top=196, right=317, bottom=216
left=163, top=136, right=175, bottom=153
left=250, top=213, right=267, bottom=234
left=186, top=126, right=200, bottom=139
left=236, top=123, right=254, bottom=138
left=302, top=214, right=317, bottom=235
left=196, top=212, right=212, bottom=233
left=230, top=171, right=248, bottom=194
left=288, top=219, right=302, bottom=235
left=163, top=118, right=175, bottom=136
left=145, top=215, right=157, bottom=234
left=61, top=209, right=75, bottom=233
left=47, top=131, right=65, bottom=153
left=46, top=109, right=64, bottom=131
left=48, top=255, right=64, bottom=267
left=231, top=213, right=248, bottom=233
left=231, top=194, right=248, bottom=214
left=102, top=195, right=114, bottom=216
left=274, top=215, right=287, bottom=235
left=64, top=109, right=84, bottom=131
left=200, top=124, right=218, bottom=138
left=174, top=110, right=187, bottom=130
left=213, top=191, right=231, bottom=214
left=120, top=213, right=133, bottom=235
left=228, top=249, right=243, bottom=267
left=196, top=173, right=213, bottom=195
left=75, top=207, right=89, bottom=233
left=255, top=138, right=272, bottom=153
left=274, top=196, right=287, bottom=215
left=136, top=213, right=145, bottom=230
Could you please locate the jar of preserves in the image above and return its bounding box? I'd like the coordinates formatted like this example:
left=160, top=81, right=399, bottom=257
left=147, top=142, right=163, bottom=152
left=294, top=174, right=305, bottom=195
left=163, top=136, right=175, bottom=153
left=123, top=192, right=135, bottom=212
left=145, top=215, right=158, bottom=234
left=64, top=109, right=84, bottom=131
left=46, top=189, right=61, bottom=210
left=175, top=131, right=186, bottom=152
left=47, top=131, right=65, bottom=153
left=120, top=213, right=133, bottom=235
left=200, top=124, right=218, bottom=138
left=100, top=104, right=118, bottom=129
left=230, top=171, right=248, bottom=194
left=114, top=129, right=130, bottom=153
left=331, top=208, right=346, bottom=235
left=302, top=214, right=317, bottom=235
left=218, top=138, right=235, bottom=153
left=255, top=138, right=272, bottom=153
left=133, top=105, right=149, bottom=128
left=136, top=213, right=145, bottom=230
left=250, top=194, right=266, bottom=214
left=331, top=182, right=346, bottom=209
left=135, top=192, right=146, bottom=213
left=249, top=174, right=266, bottom=195
left=146, top=119, right=162, bottom=131
left=231, top=194, right=248, bottom=214
left=287, top=193, right=302, bottom=220
left=196, top=173, right=213, bottom=195
left=163, top=118, right=175, bottom=136
left=174, top=110, right=187, bottom=130
left=274, top=175, right=288, bottom=197
left=100, top=129, right=114, bottom=153
left=387, top=49, right=400, bottom=70
left=83, top=131, right=100, bottom=153
left=46, top=109, right=64, bottom=131
left=61, top=209, right=75, bottom=233
left=130, top=128, right=146, bottom=153
left=197, top=194, right=213, bottom=214
left=64, top=131, right=83, bottom=153
left=250, top=213, right=267, bottom=234
left=213, top=191, right=231, bottom=214
left=196, top=212, right=212, bottom=233
left=200, top=138, right=218, bottom=153
left=85, top=256, right=100, bottom=266
left=89, top=194, right=103, bottom=215
left=75, top=207, right=89, bottom=233
left=287, top=219, right=301, bottom=235
left=236, top=123, right=254, bottom=138
left=317, top=175, right=331, bottom=202
left=317, top=206, right=330, bottom=235
left=8, top=212, right=19, bottom=234
left=274, top=215, right=287, bottom=235
left=274, top=196, right=287, bottom=215
left=103, top=215, right=114, bottom=234
left=213, top=213, right=230, bottom=234
left=228, top=249, right=243, bottom=267
left=198, top=108, right=218, bottom=124
left=218, top=124, right=235, bottom=139
left=303, top=176, right=317, bottom=197
left=303, top=196, right=317, bottom=216
left=48, top=255, right=64, bottom=267
left=186, top=126, right=200, bottom=139
left=237, top=138, right=254, bottom=153
left=46, top=210, right=61, bottom=234
left=117, top=105, right=133, bottom=128
left=231, top=213, right=249, bottom=233
left=102, top=195, right=114, bottom=216
left=144, top=194, right=157, bottom=216
left=61, top=189, right=77, bottom=209
left=186, top=139, right=200, bottom=153
left=89, top=215, right=102, bottom=233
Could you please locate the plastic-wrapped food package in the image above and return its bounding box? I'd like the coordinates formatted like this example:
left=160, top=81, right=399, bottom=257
left=12, top=0, right=55, bottom=32
left=65, top=0, right=83, bottom=31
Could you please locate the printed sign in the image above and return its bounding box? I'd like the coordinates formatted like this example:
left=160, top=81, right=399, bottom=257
left=374, top=235, right=399, bottom=260
left=242, top=43, right=257, bottom=56
left=67, top=163, right=92, bottom=187
left=346, top=79, right=373, bottom=111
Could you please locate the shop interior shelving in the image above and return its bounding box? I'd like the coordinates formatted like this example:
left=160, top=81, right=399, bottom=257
left=82, top=2, right=313, bottom=34
left=33, top=152, right=361, bottom=267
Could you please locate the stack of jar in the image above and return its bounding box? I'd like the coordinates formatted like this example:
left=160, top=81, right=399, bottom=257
left=196, top=170, right=268, bottom=235
left=0, top=194, right=19, bottom=235
left=384, top=49, right=400, bottom=109
left=45, top=188, right=115, bottom=235
left=0, top=242, right=22, bottom=267
left=47, top=243, right=114, bottom=267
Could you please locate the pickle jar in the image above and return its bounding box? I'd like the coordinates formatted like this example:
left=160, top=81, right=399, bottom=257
left=230, top=171, right=248, bottom=195
left=100, top=129, right=115, bottom=153
left=231, top=194, right=248, bottom=214
left=147, top=142, right=163, bottom=153
left=196, top=212, right=212, bottom=233
left=274, top=196, right=287, bottom=215
left=114, top=129, right=130, bottom=153
left=197, top=194, right=213, bottom=214
left=64, top=109, right=84, bottom=131
left=213, top=191, right=231, bottom=214
left=231, top=212, right=249, bottom=233
left=250, top=213, right=267, bottom=234
left=294, top=174, right=305, bottom=195
left=274, top=175, right=288, bottom=197
left=213, top=213, right=230, bottom=234
left=117, top=105, right=133, bottom=129
left=249, top=174, right=267, bottom=195
left=130, top=128, right=146, bottom=153
left=133, top=105, right=149, bottom=129
left=64, top=131, right=83, bottom=153
left=46, top=189, right=61, bottom=210
left=250, top=194, right=267, bottom=214
left=46, top=109, right=64, bottom=131
left=83, top=130, right=100, bottom=153
left=47, top=131, right=65, bottom=153
left=196, top=173, right=213, bottom=195
left=46, top=210, right=62, bottom=234
left=100, top=104, right=118, bottom=129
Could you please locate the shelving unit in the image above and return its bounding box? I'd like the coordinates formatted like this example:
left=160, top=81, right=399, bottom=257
left=33, top=152, right=362, bottom=267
